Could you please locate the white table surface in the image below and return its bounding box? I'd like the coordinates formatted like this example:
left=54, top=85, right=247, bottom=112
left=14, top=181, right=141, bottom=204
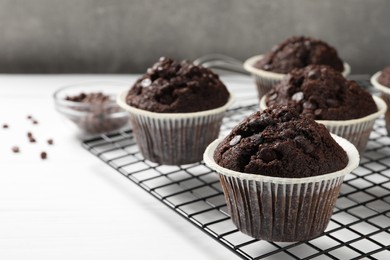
left=0, top=74, right=257, bottom=260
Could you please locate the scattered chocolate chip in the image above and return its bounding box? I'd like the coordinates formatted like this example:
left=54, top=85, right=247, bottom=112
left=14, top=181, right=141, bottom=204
left=27, top=132, right=32, bottom=138
left=47, top=139, right=53, bottom=145
left=40, top=152, right=47, bottom=160
left=12, top=146, right=20, bottom=153
left=229, top=135, right=242, bottom=146
left=3, top=124, right=8, bottom=129
left=29, top=138, right=36, bottom=143
left=27, top=115, right=32, bottom=119
left=32, top=120, right=38, bottom=125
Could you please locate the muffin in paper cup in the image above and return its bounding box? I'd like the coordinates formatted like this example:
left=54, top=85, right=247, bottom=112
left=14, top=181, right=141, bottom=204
left=204, top=134, right=359, bottom=242
left=244, top=55, right=351, bottom=99
left=117, top=91, right=234, bottom=165
left=260, top=95, right=386, bottom=153
left=371, top=71, right=390, bottom=136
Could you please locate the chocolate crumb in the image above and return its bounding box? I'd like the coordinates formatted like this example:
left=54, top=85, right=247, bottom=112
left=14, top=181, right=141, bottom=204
left=27, top=132, right=32, bottom=138
left=27, top=115, right=32, bottom=119
left=47, top=139, right=53, bottom=145
left=32, top=120, right=38, bottom=125
left=3, top=124, right=8, bottom=129
left=12, top=146, right=20, bottom=153
left=40, top=152, right=47, bottom=160
left=29, top=138, right=36, bottom=143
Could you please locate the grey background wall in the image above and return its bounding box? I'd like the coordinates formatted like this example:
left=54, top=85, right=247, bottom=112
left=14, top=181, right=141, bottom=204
left=0, top=0, right=389, bottom=74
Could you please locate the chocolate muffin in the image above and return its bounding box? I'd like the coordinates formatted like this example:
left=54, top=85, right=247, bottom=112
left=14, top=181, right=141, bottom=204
left=214, top=105, right=348, bottom=178
left=118, top=57, right=233, bottom=165
left=266, top=65, right=377, bottom=120
left=378, top=66, right=390, bottom=87
left=126, top=57, right=229, bottom=113
left=204, top=105, right=359, bottom=242
left=255, top=36, right=344, bottom=74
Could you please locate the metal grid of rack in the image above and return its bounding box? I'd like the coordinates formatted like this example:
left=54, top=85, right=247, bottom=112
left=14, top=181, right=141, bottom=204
left=82, top=91, right=390, bottom=259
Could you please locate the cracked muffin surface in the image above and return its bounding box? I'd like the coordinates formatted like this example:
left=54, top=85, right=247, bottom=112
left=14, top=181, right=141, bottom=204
left=255, top=36, right=344, bottom=74
left=213, top=105, right=348, bottom=178
left=126, top=57, right=230, bottom=113
left=266, top=65, right=377, bottom=120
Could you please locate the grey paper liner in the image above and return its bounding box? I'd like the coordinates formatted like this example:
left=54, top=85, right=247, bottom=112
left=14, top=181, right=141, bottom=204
left=203, top=135, right=359, bottom=242
left=130, top=112, right=225, bottom=165
left=219, top=174, right=344, bottom=241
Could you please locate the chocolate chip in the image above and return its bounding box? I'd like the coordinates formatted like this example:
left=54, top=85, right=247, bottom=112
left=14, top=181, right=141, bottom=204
left=247, top=117, right=260, bottom=128
left=32, top=120, right=38, bottom=125
left=259, top=147, right=277, bottom=162
left=248, top=134, right=264, bottom=147
left=141, top=78, right=152, bottom=87
left=3, top=124, right=8, bottom=129
left=229, top=135, right=242, bottom=146
left=47, top=139, right=54, bottom=145
left=12, top=146, right=20, bottom=153
left=294, top=136, right=314, bottom=154
left=27, top=132, right=32, bottom=138
left=287, top=86, right=297, bottom=96
left=326, top=99, right=340, bottom=107
left=29, top=137, right=36, bottom=143
left=308, top=70, right=319, bottom=79
left=314, top=109, right=323, bottom=116
left=303, top=101, right=317, bottom=110
left=293, top=77, right=304, bottom=87
left=268, top=92, right=278, bottom=101
left=40, top=152, right=47, bottom=160
left=291, top=91, right=304, bottom=102
left=27, top=115, right=32, bottom=119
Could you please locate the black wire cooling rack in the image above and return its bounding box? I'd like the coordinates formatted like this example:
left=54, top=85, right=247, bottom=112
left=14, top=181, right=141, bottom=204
left=82, top=86, right=390, bottom=260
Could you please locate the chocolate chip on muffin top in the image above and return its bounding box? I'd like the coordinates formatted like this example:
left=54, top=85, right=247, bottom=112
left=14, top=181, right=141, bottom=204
left=378, top=66, right=390, bottom=87
left=214, top=105, right=348, bottom=178
left=255, top=36, right=344, bottom=74
left=126, top=57, right=230, bottom=113
left=266, top=65, right=377, bottom=120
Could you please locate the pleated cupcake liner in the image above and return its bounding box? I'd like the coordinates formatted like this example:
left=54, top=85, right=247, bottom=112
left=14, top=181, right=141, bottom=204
left=260, top=95, right=387, bottom=153
left=203, top=135, right=359, bottom=242
left=371, top=72, right=390, bottom=136
left=118, top=91, right=234, bottom=165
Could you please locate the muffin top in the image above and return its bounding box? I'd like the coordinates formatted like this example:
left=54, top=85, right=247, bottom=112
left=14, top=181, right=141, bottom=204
left=255, top=36, right=344, bottom=74
left=214, top=106, right=348, bottom=178
left=213, top=105, right=348, bottom=178
left=265, top=65, right=377, bottom=120
left=126, top=57, right=230, bottom=113
left=378, top=66, right=390, bottom=87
